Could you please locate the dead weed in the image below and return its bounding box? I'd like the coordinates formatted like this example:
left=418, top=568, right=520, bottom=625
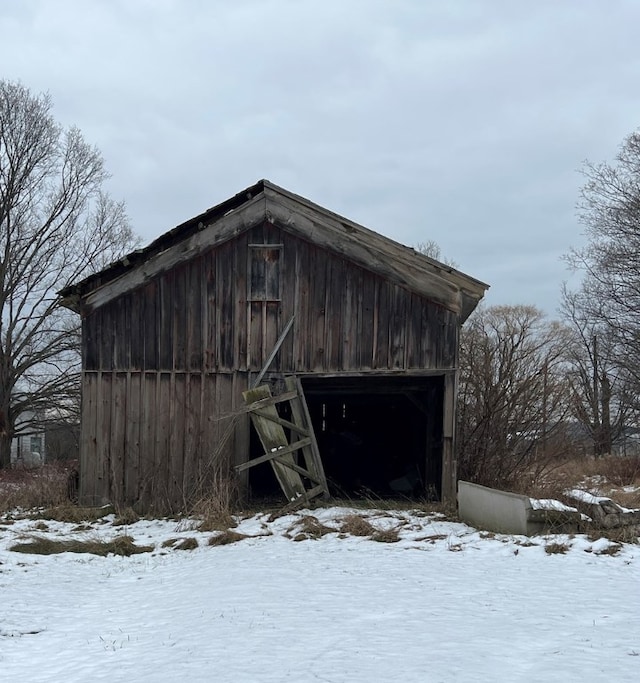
left=112, top=508, right=140, bottom=526
left=0, top=464, right=71, bottom=514
left=9, top=535, right=154, bottom=556
left=289, top=515, right=336, bottom=541
left=544, top=542, right=571, bottom=555
left=339, top=514, right=376, bottom=537
left=208, top=530, right=249, bottom=546
left=162, top=537, right=199, bottom=550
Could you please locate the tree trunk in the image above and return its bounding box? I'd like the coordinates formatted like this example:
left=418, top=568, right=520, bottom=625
left=600, top=373, right=612, bottom=455
left=0, top=431, right=12, bottom=469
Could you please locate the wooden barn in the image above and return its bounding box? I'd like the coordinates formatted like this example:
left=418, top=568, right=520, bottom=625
left=60, top=180, right=488, bottom=512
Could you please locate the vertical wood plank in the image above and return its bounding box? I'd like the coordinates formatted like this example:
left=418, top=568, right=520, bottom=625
left=405, top=292, right=421, bottom=369
left=173, top=267, right=187, bottom=371
left=183, top=373, right=202, bottom=503
left=235, top=235, right=248, bottom=372
left=310, top=246, right=327, bottom=371
left=374, top=280, right=390, bottom=369
left=187, top=257, right=203, bottom=371
left=204, top=250, right=217, bottom=371
left=169, top=373, right=186, bottom=509
left=155, top=373, right=172, bottom=510
left=139, top=372, right=157, bottom=509
left=324, top=257, right=342, bottom=371
left=291, top=235, right=309, bottom=372
left=389, top=284, right=407, bottom=369
left=342, top=265, right=357, bottom=371
left=79, top=372, right=98, bottom=505
left=441, top=371, right=457, bottom=505
left=125, top=372, right=142, bottom=504
left=143, top=281, right=158, bottom=370
left=359, top=271, right=375, bottom=369
left=420, top=300, right=435, bottom=369
left=218, top=243, right=235, bottom=370
left=265, top=302, right=280, bottom=372
left=97, top=372, right=112, bottom=505
left=202, top=372, right=218, bottom=467
left=231, top=372, right=248, bottom=470
left=82, top=314, right=97, bottom=371
left=158, top=276, right=173, bottom=370
left=110, top=372, right=127, bottom=507
left=249, top=301, right=263, bottom=371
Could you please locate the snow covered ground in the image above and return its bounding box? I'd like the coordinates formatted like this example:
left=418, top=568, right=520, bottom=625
left=1, top=506, right=638, bottom=682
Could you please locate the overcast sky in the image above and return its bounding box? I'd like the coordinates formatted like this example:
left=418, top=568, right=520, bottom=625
left=2, top=0, right=639, bottom=315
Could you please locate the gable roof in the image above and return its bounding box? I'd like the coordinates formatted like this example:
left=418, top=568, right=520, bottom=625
left=60, top=180, right=488, bottom=321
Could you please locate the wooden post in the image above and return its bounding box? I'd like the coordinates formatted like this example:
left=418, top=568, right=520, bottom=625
left=441, top=371, right=457, bottom=505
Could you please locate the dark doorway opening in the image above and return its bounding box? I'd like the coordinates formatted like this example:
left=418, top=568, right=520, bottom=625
left=247, top=375, right=444, bottom=501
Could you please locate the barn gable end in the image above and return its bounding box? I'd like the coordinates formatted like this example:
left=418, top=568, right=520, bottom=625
left=62, top=181, right=488, bottom=512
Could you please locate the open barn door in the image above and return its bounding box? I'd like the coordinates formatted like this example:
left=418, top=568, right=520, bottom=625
left=237, top=376, right=329, bottom=507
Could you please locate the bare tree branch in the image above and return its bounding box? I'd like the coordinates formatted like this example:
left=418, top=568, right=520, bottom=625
left=0, top=80, right=139, bottom=466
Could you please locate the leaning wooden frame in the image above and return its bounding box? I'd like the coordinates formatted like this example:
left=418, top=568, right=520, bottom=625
left=237, top=376, right=329, bottom=507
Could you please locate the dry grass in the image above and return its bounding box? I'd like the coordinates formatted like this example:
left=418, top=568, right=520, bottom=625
left=332, top=496, right=452, bottom=518
left=549, top=455, right=640, bottom=494
left=162, top=537, right=199, bottom=550
left=9, top=534, right=154, bottom=556
left=189, top=465, right=240, bottom=515
left=196, top=511, right=238, bottom=532
left=289, top=515, right=336, bottom=541
left=339, top=514, right=376, bottom=537
left=112, top=508, right=140, bottom=526
left=0, top=464, right=71, bottom=514
left=370, top=528, right=400, bottom=543
left=36, top=504, right=114, bottom=523
left=588, top=526, right=640, bottom=545
left=594, top=542, right=623, bottom=556
left=415, top=533, right=449, bottom=543
left=544, top=541, right=570, bottom=555
left=336, top=514, right=401, bottom=542
left=208, top=530, right=248, bottom=546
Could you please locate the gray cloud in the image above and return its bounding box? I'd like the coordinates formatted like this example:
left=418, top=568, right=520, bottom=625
left=2, top=0, right=640, bottom=315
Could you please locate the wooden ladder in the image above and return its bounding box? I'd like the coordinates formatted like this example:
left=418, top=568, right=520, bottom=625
left=237, top=376, right=329, bottom=507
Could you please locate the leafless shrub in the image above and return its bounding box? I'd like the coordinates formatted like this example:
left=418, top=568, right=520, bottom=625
left=597, top=455, right=640, bottom=487
left=588, top=527, right=639, bottom=545
left=457, top=305, right=574, bottom=491
left=0, top=463, right=70, bottom=514
left=189, top=463, right=241, bottom=519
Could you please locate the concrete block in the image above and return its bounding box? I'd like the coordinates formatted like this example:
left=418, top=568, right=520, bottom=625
left=458, top=481, right=531, bottom=534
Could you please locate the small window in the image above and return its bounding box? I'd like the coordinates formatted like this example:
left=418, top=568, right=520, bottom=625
left=249, top=245, right=281, bottom=301
left=30, top=436, right=42, bottom=454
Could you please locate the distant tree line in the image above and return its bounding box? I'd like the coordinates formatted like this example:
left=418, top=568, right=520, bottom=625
left=457, top=129, right=640, bottom=490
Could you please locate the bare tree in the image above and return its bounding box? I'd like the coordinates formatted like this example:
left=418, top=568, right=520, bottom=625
left=566, top=130, right=640, bottom=390
left=561, top=286, right=636, bottom=457
left=457, top=305, right=571, bottom=489
left=414, top=240, right=458, bottom=268
left=0, top=80, right=137, bottom=467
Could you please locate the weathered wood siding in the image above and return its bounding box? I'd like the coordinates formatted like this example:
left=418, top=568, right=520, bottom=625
left=82, top=222, right=458, bottom=374
left=79, top=370, right=247, bottom=510
left=79, top=221, right=460, bottom=509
